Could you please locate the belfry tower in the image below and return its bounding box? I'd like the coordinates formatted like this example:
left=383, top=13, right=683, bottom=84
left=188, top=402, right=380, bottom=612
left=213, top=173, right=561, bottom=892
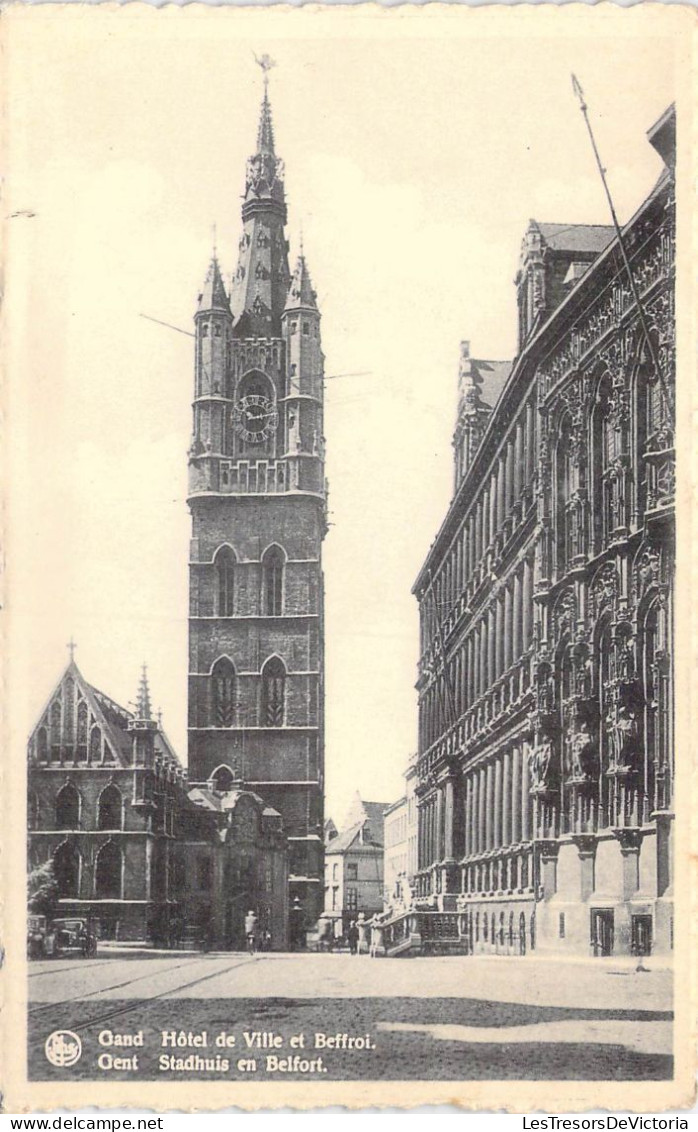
left=186, top=68, right=327, bottom=929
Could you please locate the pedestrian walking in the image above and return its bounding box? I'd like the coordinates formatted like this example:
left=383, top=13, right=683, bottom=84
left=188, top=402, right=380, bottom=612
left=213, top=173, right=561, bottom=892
left=347, top=920, right=359, bottom=955
left=245, top=909, right=258, bottom=954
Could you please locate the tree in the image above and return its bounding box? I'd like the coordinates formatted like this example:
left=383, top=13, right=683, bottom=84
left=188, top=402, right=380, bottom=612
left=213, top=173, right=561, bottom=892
left=28, top=859, right=59, bottom=918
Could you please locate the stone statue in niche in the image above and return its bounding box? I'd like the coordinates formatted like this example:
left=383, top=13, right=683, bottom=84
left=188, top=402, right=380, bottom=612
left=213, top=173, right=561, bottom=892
left=530, top=738, right=552, bottom=791
left=567, top=719, right=593, bottom=780
left=606, top=705, right=635, bottom=772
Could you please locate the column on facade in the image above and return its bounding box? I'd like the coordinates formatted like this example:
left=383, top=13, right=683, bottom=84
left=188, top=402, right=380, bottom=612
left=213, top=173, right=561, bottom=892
left=478, top=765, right=486, bottom=854
left=522, top=557, right=532, bottom=648
left=464, top=777, right=471, bottom=857
left=511, top=745, right=521, bottom=843
left=526, top=399, right=535, bottom=485
left=479, top=622, right=486, bottom=699
left=504, top=584, right=513, bottom=671
left=497, top=457, right=506, bottom=531
left=514, top=420, right=523, bottom=502
left=494, top=757, right=503, bottom=848
left=503, top=748, right=512, bottom=848
left=485, top=762, right=494, bottom=850
left=505, top=439, right=514, bottom=517
left=513, top=569, right=522, bottom=662
left=521, top=745, right=530, bottom=841
left=444, top=778, right=454, bottom=860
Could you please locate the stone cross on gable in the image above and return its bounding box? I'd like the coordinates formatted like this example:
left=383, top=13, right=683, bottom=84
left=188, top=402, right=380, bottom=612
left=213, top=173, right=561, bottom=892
left=67, top=636, right=77, bottom=662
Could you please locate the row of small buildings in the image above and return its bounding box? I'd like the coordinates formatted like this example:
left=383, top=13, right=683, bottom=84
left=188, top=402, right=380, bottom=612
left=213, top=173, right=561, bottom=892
left=336, top=105, right=675, bottom=960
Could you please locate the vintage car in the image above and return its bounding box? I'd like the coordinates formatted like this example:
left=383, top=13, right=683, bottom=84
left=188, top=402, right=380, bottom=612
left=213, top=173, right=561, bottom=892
left=27, top=915, right=98, bottom=958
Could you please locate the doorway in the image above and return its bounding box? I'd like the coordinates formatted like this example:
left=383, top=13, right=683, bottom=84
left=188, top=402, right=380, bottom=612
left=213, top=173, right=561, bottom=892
left=631, top=914, right=653, bottom=957
left=591, top=908, right=614, bottom=956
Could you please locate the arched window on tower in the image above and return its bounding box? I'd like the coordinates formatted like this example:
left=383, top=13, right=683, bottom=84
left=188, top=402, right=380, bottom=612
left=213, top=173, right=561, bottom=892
left=215, top=547, right=236, bottom=617
left=55, top=783, right=80, bottom=830
left=98, top=784, right=123, bottom=831
left=261, top=657, right=286, bottom=726
left=95, top=841, right=122, bottom=900
left=212, top=658, right=236, bottom=727
left=210, top=765, right=235, bottom=793
left=262, top=546, right=285, bottom=616
left=54, top=841, right=81, bottom=899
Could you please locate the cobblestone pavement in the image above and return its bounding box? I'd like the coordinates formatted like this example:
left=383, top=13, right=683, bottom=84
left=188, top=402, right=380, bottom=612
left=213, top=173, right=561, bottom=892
left=28, top=952, right=673, bottom=1081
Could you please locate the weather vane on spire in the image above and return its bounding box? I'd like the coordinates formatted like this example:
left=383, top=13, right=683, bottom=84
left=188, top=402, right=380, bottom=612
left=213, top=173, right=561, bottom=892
left=254, top=52, right=276, bottom=94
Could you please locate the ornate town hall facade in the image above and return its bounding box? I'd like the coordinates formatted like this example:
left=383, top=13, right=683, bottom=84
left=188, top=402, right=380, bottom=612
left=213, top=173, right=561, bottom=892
left=27, top=76, right=325, bottom=946
left=412, top=106, right=675, bottom=958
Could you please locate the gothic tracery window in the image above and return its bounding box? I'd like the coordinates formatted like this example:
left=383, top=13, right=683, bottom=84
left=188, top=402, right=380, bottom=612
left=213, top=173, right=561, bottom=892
left=95, top=841, right=122, bottom=900
left=262, top=545, right=284, bottom=616
left=98, top=784, right=122, bottom=830
left=211, top=764, right=235, bottom=793
left=54, top=841, right=81, bottom=899
left=261, top=657, right=286, bottom=726
left=55, top=783, right=80, bottom=829
left=212, top=658, right=236, bottom=727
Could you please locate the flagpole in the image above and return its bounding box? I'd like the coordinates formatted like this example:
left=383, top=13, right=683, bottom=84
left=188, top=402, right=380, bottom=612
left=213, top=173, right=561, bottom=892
left=571, top=75, right=674, bottom=419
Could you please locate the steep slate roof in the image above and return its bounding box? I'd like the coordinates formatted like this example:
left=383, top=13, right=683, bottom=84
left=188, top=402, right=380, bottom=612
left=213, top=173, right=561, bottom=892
left=536, top=222, right=615, bottom=256
left=326, top=796, right=391, bottom=854
left=471, top=358, right=512, bottom=411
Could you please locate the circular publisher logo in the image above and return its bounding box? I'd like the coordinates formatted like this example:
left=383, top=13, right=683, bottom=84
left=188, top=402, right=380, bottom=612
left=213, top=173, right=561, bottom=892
left=45, top=1030, right=82, bottom=1067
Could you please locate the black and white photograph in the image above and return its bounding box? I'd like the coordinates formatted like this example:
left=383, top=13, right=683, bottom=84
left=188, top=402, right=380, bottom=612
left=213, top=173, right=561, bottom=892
left=2, top=4, right=694, bottom=1112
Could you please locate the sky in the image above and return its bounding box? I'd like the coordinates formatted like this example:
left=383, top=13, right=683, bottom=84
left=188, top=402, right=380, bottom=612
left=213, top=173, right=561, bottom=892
left=5, top=8, right=680, bottom=825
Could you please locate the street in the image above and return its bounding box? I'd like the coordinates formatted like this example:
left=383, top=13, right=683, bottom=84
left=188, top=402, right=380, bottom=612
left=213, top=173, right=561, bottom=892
left=28, top=951, right=672, bottom=1081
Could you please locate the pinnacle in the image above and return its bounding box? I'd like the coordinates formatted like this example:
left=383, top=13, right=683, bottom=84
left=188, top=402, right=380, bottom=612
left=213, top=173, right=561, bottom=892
left=285, top=252, right=317, bottom=311
left=135, top=664, right=152, bottom=721
left=257, top=90, right=276, bottom=157
left=198, top=254, right=230, bottom=313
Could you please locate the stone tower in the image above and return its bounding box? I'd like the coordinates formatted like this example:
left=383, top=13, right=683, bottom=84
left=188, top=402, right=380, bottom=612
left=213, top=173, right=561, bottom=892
left=186, top=75, right=327, bottom=928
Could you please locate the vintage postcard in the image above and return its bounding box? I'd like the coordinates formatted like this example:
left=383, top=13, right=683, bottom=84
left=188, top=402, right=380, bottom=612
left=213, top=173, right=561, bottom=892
left=1, top=2, right=695, bottom=1112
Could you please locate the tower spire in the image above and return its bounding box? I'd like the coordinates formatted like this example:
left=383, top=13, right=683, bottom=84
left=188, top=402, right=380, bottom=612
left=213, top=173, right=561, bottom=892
left=198, top=251, right=230, bottom=313
left=135, top=664, right=152, bottom=721
left=231, top=57, right=290, bottom=334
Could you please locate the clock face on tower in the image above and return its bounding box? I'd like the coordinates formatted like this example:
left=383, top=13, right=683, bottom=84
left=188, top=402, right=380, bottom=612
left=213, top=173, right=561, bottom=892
left=232, top=394, right=278, bottom=444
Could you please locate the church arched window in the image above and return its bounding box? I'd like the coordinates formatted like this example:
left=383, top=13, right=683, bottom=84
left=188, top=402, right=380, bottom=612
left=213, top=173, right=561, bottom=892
left=50, top=700, right=62, bottom=760
left=89, top=726, right=102, bottom=764
left=37, top=727, right=48, bottom=762
left=261, top=657, right=286, bottom=726
left=262, top=545, right=285, bottom=616
left=210, top=764, right=235, bottom=793
left=215, top=547, right=236, bottom=617
left=28, top=792, right=40, bottom=830
left=98, top=784, right=123, bottom=830
left=95, top=841, right=122, bottom=900
left=77, top=701, right=88, bottom=760
left=54, top=841, right=81, bottom=899
left=55, top=783, right=80, bottom=830
left=212, top=658, right=236, bottom=727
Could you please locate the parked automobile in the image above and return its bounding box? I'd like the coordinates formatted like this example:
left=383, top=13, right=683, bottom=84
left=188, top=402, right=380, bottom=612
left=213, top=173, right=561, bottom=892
left=27, top=915, right=98, bottom=958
